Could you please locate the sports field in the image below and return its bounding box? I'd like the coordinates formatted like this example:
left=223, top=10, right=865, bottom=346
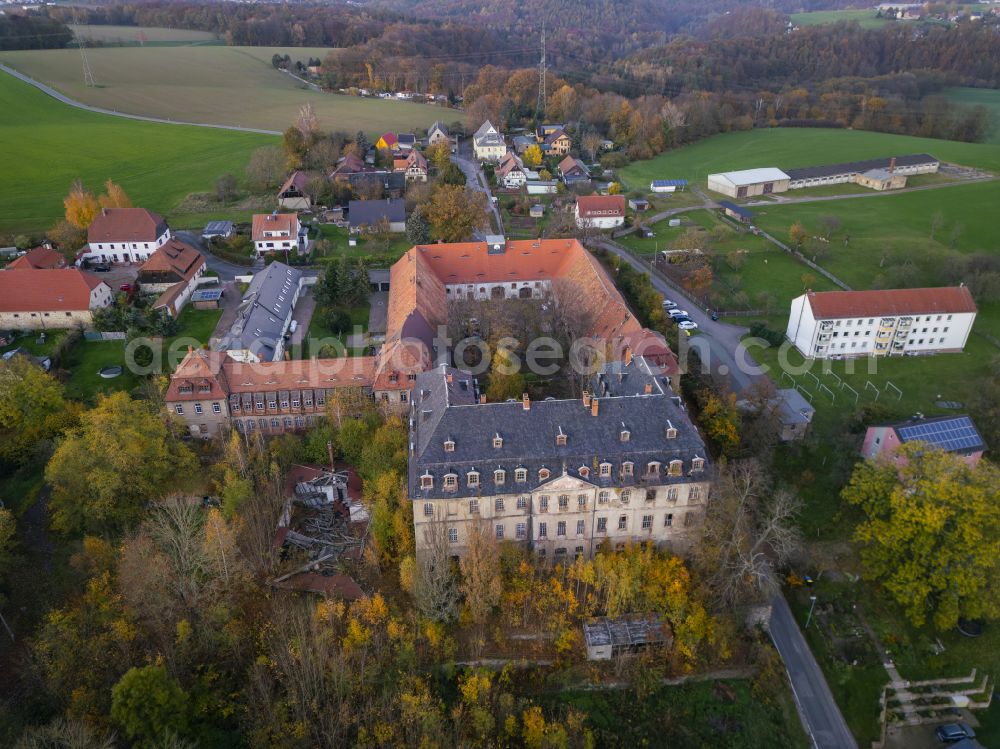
left=618, top=128, right=1000, bottom=189
left=0, top=45, right=450, bottom=133
left=0, top=72, right=273, bottom=233
left=947, top=87, right=1000, bottom=144
left=789, top=9, right=889, bottom=29
left=68, top=24, right=222, bottom=46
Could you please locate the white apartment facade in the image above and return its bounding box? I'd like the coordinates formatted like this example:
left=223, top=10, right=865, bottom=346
left=83, top=207, right=172, bottom=264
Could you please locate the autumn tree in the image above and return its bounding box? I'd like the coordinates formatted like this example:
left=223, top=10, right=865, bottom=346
left=425, top=140, right=452, bottom=172
left=0, top=507, right=13, bottom=607
left=816, top=214, right=842, bottom=239
left=367, top=470, right=414, bottom=564
left=294, top=101, right=319, bottom=140
left=0, top=356, right=80, bottom=465
left=695, top=389, right=740, bottom=456
left=844, top=446, right=1000, bottom=630
left=63, top=180, right=100, bottom=229
left=582, top=133, right=604, bottom=162
left=245, top=146, right=287, bottom=192
left=98, top=179, right=132, bottom=210
left=45, top=392, right=198, bottom=534
left=283, top=126, right=308, bottom=170
left=789, top=222, right=808, bottom=247
left=413, top=522, right=460, bottom=622
left=215, top=173, right=237, bottom=203
left=425, top=184, right=489, bottom=242
left=522, top=144, right=543, bottom=168
left=683, top=265, right=714, bottom=297
left=111, top=664, right=190, bottom=747
left=484, top=346, right=526, bottom=403
left=459, top=522, right=502, bottom=627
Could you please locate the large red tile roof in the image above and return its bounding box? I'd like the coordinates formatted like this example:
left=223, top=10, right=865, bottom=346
left=576, top=195, right=625, bottom=218
left=252, top=213, right=298, bottom=241
left=6, top=246, right=66, bottom=270
left=806, top=286, right=977, bottom=319
left=139, top=239, right=204, bottom=280
left=87, top=207, right=167, bottom=243
left=0, top=268, right=107, bottom=312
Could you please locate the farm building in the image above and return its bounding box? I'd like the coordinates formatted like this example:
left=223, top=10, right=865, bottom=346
left=0, top=268, right=113, bottom=331
left=583, top=615, right=672, bottom=660
left=786, top=286, right=977, bottom=359
left=575, top=195, right=625, bottom=229
left=650, top=179, right=688, bottom=193
left=784, top=154, right=938, bottom=190
left=861, top=414, right=985, bottom=468
left=854, top=168, right=907, bottom=191
left=718, top=201, right=753, bottom=224
left=707, top=168, right=790, bottom=198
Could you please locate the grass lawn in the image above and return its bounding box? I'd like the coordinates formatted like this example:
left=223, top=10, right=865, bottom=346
left=304, top=303, right=369, bottom=358
left=0, top=45, right=450, bottom=134
left=68, top=24, right=223, bottom=46
left=790, top=9, right=890, bottom=29
left=947, top=87, right=1000, bottom=145
left=63, top=339, right=139, bottom=403
left=0, top=72, right=273, bottom=234
left=161, top=307, right=224, bottom=370
left=317, top=225, right=411, bottom=265
left=618, top=128, right=1000, bottom=191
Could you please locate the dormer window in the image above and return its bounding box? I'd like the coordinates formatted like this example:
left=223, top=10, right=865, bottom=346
left=646, top=461, right=661, bottom=476
left=493, top=434, right=503, bottom=448
left=539, top=468, right=551, bottom=481
left=668, top=460, right=683, bottom=476
left=665, top=421, right=677, bottom=440
left=620, top=429, right=630, bottom=443
left=494, top=469, right=506, bottom=485
left=622, top=461, right=634, bottom=477
left=691, top=457, right=705, bottom=473
left=444, top=440, right=455, bottom=452
left=515, top=468, right=527, bottom=483
left=599, top=462, right=612, bottom=477
left=467, top=471, right=480, bottom=487
left=420, top=474, right=433, bottom=490
left=443, top=473, right=458, bottom=490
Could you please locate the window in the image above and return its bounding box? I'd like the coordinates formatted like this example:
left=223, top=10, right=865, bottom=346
left=400, top=392, right=408, bottom=403
left=493, top=434, right=503, bottom=448
left=664, top=513, right=673, bottom=527
left=622, top=462, right=634, bottom=477
left=598, top=491, right=609, bottom=504
left=689, top=486, right=702, bottom=501
left=554, top=548, right=567, bottom=557
left=280, top=399, right=289, bottom=409
left=575, top=546, right=585, bottom=556
left=538, top=522, right=547, bottom=539
left=494, top=469, right=506, bottom=485
left=304, top=396, right=313, bottom=407
left=668, top=459, right=683, bottom=476
left=495, top=498, right=504, bottom=512
left=423, top=503, right=433, bottom=517
left=420, top=474, right=433, bottom=489
left=558, top=495, right=569, bottom=510
left=618, top=515, right=627, bottom=530
left=194, top=403, right=203, bottom=415
left=515, top=468, right=527, bottom=483
left=283, top=417, right=293, bottom=428
left=469, top=499, right=479, bottom=514
left=270, top=418, right=279, bottom=428
left=444, top=440, right=455, bottom=452
left=685, top=512, right=695, bottom=527
left=620, top=429, right=630, bottom=442
left=667, top=487, right=678, bottom=502
left=599, top=462, right=612, bottom=477
left=174, top=405, right=184, bottom=415
left=646, top=461, right=660, bottom=476
left=576, top=519, right=585, bottom=536
left=665, top=426, right=677, bottom=440
left=540, top=496, right=549, bottom=512
left=517, top=496, right=527, bottom=510
left=268, top=399, right=277, bottom=409
left=691, top=457, right=705, bottom=473
left=467, top=471, right=480, bottom=487
left=621, top=489, right=631, bottom=504
left=645, top=489, right=656, bottom=502
left=597, top=517, right=607, bottom=533
left=212, top=402, right=221, bottom=414
left=538, top=468, right=551, bottom=481
left=642, top=515, right=653, bottom=530
left=578, top=494, right=587, bottom=509
left=448, top=528, right=458, bottom=543
left=516, top=522, right=526, bottom=539
left=444, top=474, right=458, bottom=490
left=496, top=524, right=504, bottom=540
left=557, top=521, right=566, bottom=537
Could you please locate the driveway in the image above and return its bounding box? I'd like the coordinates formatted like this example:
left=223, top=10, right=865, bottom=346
left=174, top=231, right=252, bottom=281
left=288, top=287, right=317, bottom=348
left=452, top=144, right=503, bottom=235
left=209, top=281, right=242, bottom=346
left=769, top=594, right=858, bottom=749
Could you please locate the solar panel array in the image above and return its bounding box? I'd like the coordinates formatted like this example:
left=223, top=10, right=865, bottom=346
left=897, top=417, right=983, bottom=453
left=651, top=179, right=689, bottom=187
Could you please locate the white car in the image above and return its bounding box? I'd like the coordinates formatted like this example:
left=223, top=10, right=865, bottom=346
left=677, top=320, right=698, bottom=330
left=669, top=309, right=689, bottom=319
left=662, top=299, right=676, bottom=308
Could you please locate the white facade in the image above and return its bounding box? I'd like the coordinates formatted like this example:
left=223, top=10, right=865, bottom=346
left=444, top=278, right=552, bottom=301
left=473, top=122, right=507, bottom=162
left=254, top=217, right=301, bottom=257
left=707, top=168, right=790, bottom=199
left=526, top=181, right=558, bottom=195
left=83, top=228, right=171, bottom=264
left=574, top=206, right=624, bottom=230
left=786, top=160, right=938, bottom=190
left=786, top=294, right=976, bottom=359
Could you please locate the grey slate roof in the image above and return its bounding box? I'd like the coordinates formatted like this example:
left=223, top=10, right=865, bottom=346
left=784, top=154, right=937, bottom=181
left=216, top=261, right=301, bottom=361
left=592, top=356, right=669, bottom=399
left=473, top=120, right=505, bottom=148
left=349, top=198, right=406, bottom=229
left=409, top=365, right=708, bottom=500
left=718, top=200, right=753, bottom=219
left=776, top=388, right=815, bottom=426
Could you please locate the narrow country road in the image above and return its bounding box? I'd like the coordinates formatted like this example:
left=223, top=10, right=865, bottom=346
left=769, top=594, right=858, bottom=749
left=0, top=63, right=282, bottom=135
left=451, top=143, right=503, bottom=235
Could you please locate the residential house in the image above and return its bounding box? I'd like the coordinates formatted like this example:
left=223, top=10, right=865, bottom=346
left=348, top=198, right=407, bottom=234
left=862, top=414, right=985, bottom=468
left=496, top=152, right=527, bottom=189
left=536, top=123, right=566, bottom=140
left=137, top=239, right=207, bottom=317
left=707, top=168, right=791, bottom=198
left=329, top=153, right=374, bottom=183
left=786, top=287, right=978, bottom=359
left=6, top=245, right=66, bottom=270
left=575, top=195, right=626, bottom=230
left=277, top=171, right=318, bottom=210
left=558, top=155, right=591, bottom=185
left=375, top=132, right=398, bottom=152
left=251, top=213, right=304, bottom=258
left=0, top=268, right=113, bottom=330
left=82, top=207, right=171, bottom=264
left=394, top=150, right=428, bottom=182
left=348, top=171, right=407, bottom=199
left=397, top=133, right=417, bottom=152
left=473, top=120, right=506, bottom=162
left=427, top=121, right=455, bottom=152
left=543, top=128, right=572, bottom=157
left=215, top=261, right=305, bottom=363
left=409, top=364, right=710, bottom=561
left=512, top=134, right=536, bottom=155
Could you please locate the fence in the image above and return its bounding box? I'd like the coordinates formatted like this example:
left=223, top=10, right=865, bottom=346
left=754, top=229, right=852, bottom=291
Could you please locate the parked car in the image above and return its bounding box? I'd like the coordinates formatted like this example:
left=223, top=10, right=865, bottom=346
left=119, top=283, right=132, bottom=293
left=669, top=309, right=689, bottom=319
left=710, top=311, right=719, bottom=321
left=935, top=723, right=975, bottom=743
left=678, top=320, right=699, bottom=330
left=289, top=320, right=298, bottom=334
left=89, top=263, right=111, bottom=272
left=661, top=299, right=675, bottom=308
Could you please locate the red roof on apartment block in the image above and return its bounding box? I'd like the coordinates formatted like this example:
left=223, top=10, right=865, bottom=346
left=806, top=286, right=977, bottom=319
left=0, top=268, right=106, bottom=312
left=87, top=207, right=168, bottom=243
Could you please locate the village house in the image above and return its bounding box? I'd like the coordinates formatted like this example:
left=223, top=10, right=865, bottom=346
left=393, top=150, right=428, bottom=182
left=786, top=287, right=978, bottom=359
left=496, top=152, right=527, bottom=189
left=215, top=261, right=305, bottom=363
left=575, top=195, right=626, bottom=230
left=0, top=268, right=113, bottom=330
left=348, top=198, right=407, bottom=234
left=861, top=414, right=985, bottom=468
left=536, top=123, right=566, bottom=140
left=6, top=245, right=66, bottom=270
left=251, top=213, right=305, bottom=258
left=277, top=171, right=318, bottom=210
left=81, top=207, right=171, bottom=264
left=375, top=132, right=399, bottom=152
left=542, top=128, right=572, bottom=157
left=558, top=155, right=591, bottom=185
left=396, top=133, right=417, bottom=152
left=137, top=239, right=207, bottom=318
left=328, top=153, right=374, bottom=182
left=427, top=121, right=455, bottom=152
left=473, top=120, right=506, bottom=162
left=409, top=363, right=710, bottom=562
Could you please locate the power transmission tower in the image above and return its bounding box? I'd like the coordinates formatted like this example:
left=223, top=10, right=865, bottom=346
left=77, top=37, right=97, bottom=87
left=536, top=21, right=546, bottom=120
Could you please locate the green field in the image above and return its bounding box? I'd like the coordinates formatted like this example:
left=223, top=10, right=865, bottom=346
left=69, top=24, right=222, bottom=46
left=947, top=87, right=1000, bottom=144
left=0, top=45, right=451, bottom=133
left=0, top=71, right=273, bottom=234
left=790, top=9, right=890, bottom=29
left=618, top=128, right=1000, bottom=190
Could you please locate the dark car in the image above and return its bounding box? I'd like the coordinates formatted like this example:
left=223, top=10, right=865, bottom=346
left=935, top=723, right=975, bottom=743
left=89, top=263, right=111, bottom=272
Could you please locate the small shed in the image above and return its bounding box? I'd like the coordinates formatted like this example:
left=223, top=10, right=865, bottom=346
left=854, top=168, right=907, bottom=191
left=202, top=220, right=235, bottom=241
left=529, top=204, right=545, bottom=218
left=718, top=200, right=754, bottom=224
left=191, top=288, right=224, bottom=310
left=583, top=614, right=672, bottom=660
left=775, top=388, right=815, bottom=441
left=628, top=197, right=650, bottom=211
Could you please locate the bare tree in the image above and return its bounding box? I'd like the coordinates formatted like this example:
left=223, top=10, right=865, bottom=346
left=459, top=521, right=502, bottom=626
left=295, top=102, right=320, bottom=139
left=693, top=460, right=802, bottom=608
left=816, top=214, right=842, bottom=239
left=413, top=522, right=460, bottom=622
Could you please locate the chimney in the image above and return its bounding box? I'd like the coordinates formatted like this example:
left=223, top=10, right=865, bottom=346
left=480, top=394, right=487, bottom=404
left=522, top=392, right=530, bottom=410
left=582, top=390, right=591, bottom=407
left=889, top=157, right=896, bottom=173
left=591, top=398, right=599, bottom=417
left=446, top=373, right=453, bottom=383
left=624, top=346, right=633, bottom=366
left=644, top=383, right=653, bottom=394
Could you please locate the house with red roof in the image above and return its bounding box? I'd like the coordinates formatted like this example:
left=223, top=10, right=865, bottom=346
left=251, top=213, right=304, bottom=258
left=574, top=195, right=625, bottom=230
left=375, top=132, right=398, bottom=152
left=82, top=207, right=171, bottom=264
left=786, top=286, right=978, bottom=359
left=277, top=171, right=319, bottom=210
left=6, top=245, right=66, bottom=270
left=0, top=268, right=113, bottom=330
left=138, top=239, right=207, bottom=317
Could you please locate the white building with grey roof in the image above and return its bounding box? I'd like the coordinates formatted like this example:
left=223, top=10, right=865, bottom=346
left=215, top=262, right=305, bottom=362
left=409, top=362, right=711, bottom=562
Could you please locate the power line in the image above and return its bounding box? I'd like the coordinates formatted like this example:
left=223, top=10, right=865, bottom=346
left=77, top=36, right=96, bottom=87
left=537, top=21, right=546, bottom=120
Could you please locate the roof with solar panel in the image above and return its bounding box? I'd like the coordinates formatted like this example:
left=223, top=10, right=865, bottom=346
left=892, top=415, right=985, bottom=454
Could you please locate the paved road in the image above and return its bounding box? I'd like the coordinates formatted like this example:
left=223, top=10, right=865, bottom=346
left=451, top=144, right=503, bottom=235
left=174, top=231, right=255, bottom=280
left=769, top=594, right=858, bottom=749
left=0, top=63, right=281, bottom=135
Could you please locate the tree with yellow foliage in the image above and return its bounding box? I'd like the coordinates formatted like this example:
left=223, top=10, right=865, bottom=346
left=63, top=180, right=100, bottom=229
left=522, top=144, right=543, bottom=168
left=696, top=389, right=741, bottom=456
left=844, top=445, right=1000, bottom=630
left=98, top=179, right=132, bottom=209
